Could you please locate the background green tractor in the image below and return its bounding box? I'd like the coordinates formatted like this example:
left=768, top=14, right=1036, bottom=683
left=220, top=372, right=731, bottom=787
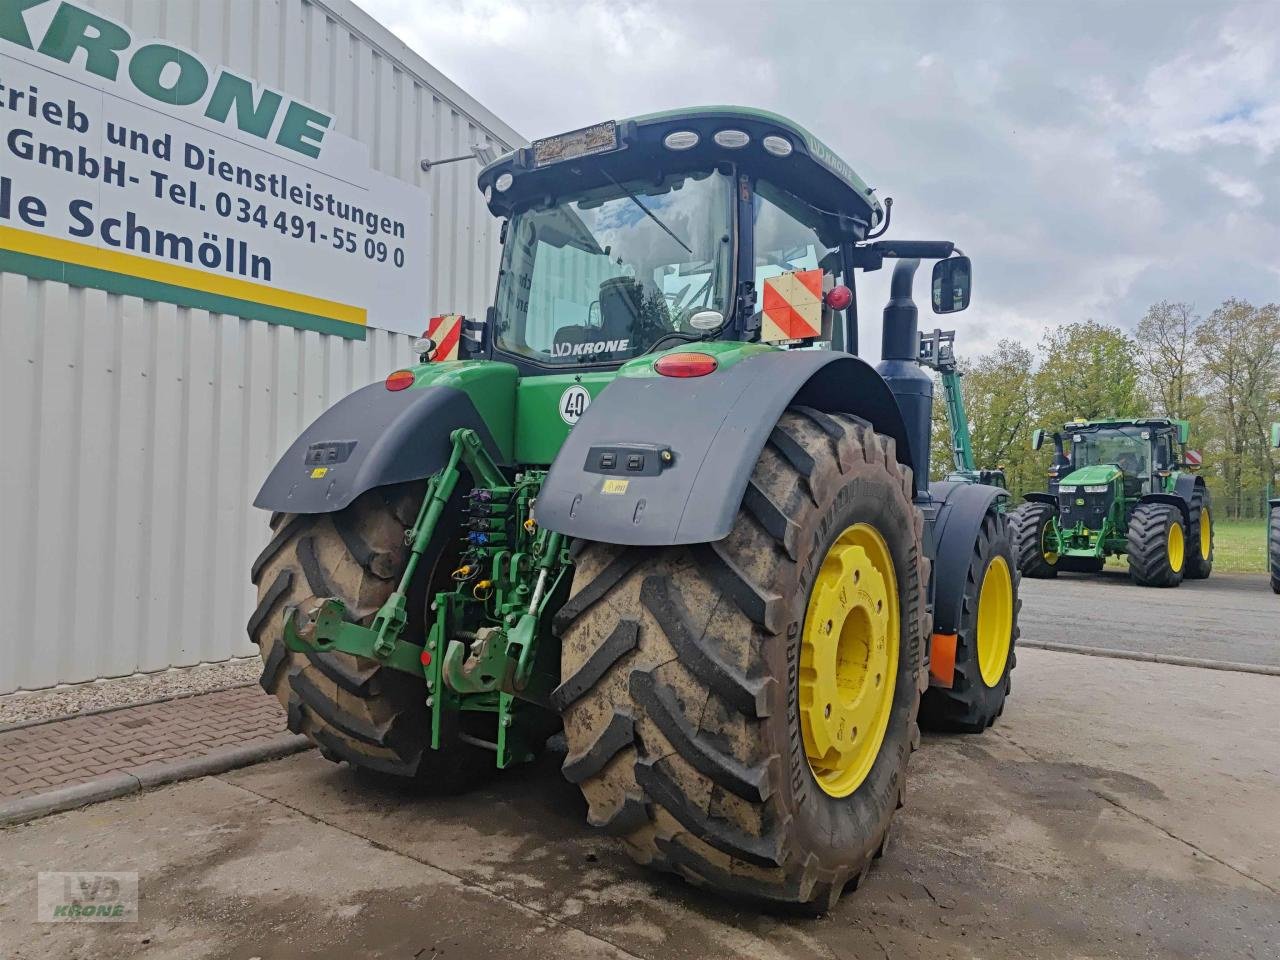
left=1009, top=417, right=1212, bottom=586
left=1270, top=423, right=1279, bottom=593
left=249, top=107, right=1020, bottom=909
left=918, top=328, right=1007, bottom=490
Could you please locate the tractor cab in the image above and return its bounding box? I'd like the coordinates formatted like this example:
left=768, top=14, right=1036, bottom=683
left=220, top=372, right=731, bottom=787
left=1043, top=418, right=1189, bottom=501
left=463, top=107, right=970, bottom=376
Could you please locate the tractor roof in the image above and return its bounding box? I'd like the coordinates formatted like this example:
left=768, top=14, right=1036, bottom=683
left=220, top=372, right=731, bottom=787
left=477, top=106, right=885, bottom=237
left=1063, top=417, right=1190, bottom=441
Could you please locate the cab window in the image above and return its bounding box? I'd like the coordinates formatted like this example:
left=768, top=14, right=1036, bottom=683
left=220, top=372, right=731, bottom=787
left=751, top=180, right=845, bottom=349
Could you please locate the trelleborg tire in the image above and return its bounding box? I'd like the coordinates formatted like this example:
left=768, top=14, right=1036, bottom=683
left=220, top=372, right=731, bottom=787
left=1008, top=502, right=1059, bottom=578
left=248, top=483, right=490, bottom=789
left=1184, top=486, right=1214, bottom=580
left=555, top=409, right=929, bottom=910
left=919, top=511, right=1019, bottom=733
left=1127, top=502, right=1185, bottom=588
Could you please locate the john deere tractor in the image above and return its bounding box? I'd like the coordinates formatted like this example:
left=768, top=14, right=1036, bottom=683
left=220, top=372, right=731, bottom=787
left=918, top=329, right=1006, bottom=489
left=250, top=108, right=1020, bottom=909
left=1009, top=417, right=1212, bottom=586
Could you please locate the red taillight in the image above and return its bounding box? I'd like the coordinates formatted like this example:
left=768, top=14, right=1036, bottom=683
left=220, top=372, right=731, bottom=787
left=654, top=352, right=718, bottom=378
left=825, top=284, right=853, bottom=311
left=385, top=369, right=415, bottom=391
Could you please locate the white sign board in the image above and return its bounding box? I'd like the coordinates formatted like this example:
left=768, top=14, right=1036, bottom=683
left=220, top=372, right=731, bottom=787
left=0, top=0, right=430, bottom=338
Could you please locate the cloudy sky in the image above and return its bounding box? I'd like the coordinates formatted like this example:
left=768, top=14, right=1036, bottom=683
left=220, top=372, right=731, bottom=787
left=359, top=0, right=1280, bottom=358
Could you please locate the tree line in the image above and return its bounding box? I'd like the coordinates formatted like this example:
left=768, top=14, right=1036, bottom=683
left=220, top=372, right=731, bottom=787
left=930, top=300, right=1280, bottom=519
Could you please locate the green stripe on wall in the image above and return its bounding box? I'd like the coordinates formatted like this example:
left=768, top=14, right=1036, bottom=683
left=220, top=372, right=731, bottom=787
left=0, top=249, right=366, bottom=341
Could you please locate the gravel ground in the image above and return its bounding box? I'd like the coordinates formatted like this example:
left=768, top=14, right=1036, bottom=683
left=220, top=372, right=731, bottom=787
left=0, top=658, right=261, bottom=728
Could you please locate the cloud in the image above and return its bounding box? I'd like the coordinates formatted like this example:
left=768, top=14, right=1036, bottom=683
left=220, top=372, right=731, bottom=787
left=358, top=0, right=1280, bottom=360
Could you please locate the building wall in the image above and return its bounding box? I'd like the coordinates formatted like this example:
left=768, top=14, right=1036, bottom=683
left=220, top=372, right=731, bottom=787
left=0, top=0, right=522, bottom=692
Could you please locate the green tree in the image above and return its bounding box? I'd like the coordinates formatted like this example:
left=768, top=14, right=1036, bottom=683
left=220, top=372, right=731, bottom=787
left=1195, top=299, right=1280, bottom=518
left=1135, top=301, right=1204, bottom=421
left=1034, top=320, right=1142, bottom=426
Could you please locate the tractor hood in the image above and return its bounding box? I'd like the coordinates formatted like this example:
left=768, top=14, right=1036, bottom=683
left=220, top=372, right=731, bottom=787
left=1058, top=464, right=1120, bottom=487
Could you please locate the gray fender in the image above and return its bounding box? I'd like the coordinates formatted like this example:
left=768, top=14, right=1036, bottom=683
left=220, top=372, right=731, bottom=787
left=927, top=481, right=1010, bottom=636
left=537, top=351, right=912, bottom=546
left=253, top=383, right=500, bottom=514
left=1022, top=492, right=1057, bottom=507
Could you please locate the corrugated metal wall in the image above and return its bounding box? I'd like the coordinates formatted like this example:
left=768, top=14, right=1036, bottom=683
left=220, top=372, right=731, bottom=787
left=0, top=0, right=522, bottom=692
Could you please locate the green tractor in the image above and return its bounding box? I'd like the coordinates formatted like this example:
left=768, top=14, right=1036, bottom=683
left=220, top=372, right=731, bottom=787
left=250, top=107, right=1020, bottom=909
left=918, top=328, right=1007, bottom=489
left=1009, top=417, right=1213, bottom=586
left=1270, top=423, right=1279, bottom=594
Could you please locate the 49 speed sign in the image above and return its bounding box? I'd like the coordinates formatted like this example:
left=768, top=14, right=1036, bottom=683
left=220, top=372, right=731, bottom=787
left=559, top=385, right=590, bottom=424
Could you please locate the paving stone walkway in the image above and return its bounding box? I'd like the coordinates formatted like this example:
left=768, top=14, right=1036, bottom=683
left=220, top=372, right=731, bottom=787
left=0, top=685, right=288, bottom=802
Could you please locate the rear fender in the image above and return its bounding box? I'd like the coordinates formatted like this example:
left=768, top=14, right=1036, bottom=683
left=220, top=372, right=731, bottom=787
left=536, top=351, right=912, bottom=546
left=253, top=371, right=512, bottom=514
left=927, top=482, right=1010, bottom=638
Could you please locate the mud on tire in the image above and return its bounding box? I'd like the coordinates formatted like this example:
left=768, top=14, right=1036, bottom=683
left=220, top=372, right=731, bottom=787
left=555, top=409, right=929, bottom=910
left=919, top=511, right=1019, bottom=733
left=249, top=484, right=490, bottom=788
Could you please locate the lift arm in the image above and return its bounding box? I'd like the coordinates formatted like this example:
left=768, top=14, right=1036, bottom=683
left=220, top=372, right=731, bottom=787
left=919, top=329, right=975, bottom=474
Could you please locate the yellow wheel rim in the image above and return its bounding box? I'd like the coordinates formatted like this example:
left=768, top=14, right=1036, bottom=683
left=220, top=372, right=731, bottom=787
left=799, top=523, right=899, bottom=799
left=1200, top=507, right=1211, bottom=558
left=1168, top=519, right=1184, bottom=572
left=976, top=556, right=1014, bottom=687
left=1041, top=521, right=1058, bottom=564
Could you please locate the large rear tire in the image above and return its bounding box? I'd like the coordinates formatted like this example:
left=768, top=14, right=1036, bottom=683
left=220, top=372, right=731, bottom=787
left=556, top=410, right=929, bottom=910
left=1269, top=506, right=1280, bottom=595
left=1009, top=501, right=1058, bottom=578
left=1127, top=503, right=1185, bottom=588
left=919, top=511, right=1019, bottom=732
left=249, top=484, right=491, bottom=789
left=1184, top=486, right=1214, bottom=580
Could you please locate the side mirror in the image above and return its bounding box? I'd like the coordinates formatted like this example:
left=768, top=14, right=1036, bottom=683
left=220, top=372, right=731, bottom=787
left=932, top=256, right=972, bottom=314
left=1031, top=428, right=1046, bottom=451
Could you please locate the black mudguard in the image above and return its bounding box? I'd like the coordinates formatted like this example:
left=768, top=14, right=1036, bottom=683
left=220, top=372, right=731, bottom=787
left=1022, top=492, right=1058, bottom=507
left=927, top=480, right=1010, bottom=636
left=537, top=351, right=913, bottom=546
left=253, top=383, right=501, bottom=514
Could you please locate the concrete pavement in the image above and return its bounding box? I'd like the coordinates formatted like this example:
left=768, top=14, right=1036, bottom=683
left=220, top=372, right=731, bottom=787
left=1019, top=570, right=1279, bottom=667
left=2, top=648, right=1276, bottom=960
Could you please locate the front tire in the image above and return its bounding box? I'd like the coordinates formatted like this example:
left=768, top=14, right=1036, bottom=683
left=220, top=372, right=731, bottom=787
left=555, top=410, right=929, bottom=910
left=1009, top=501, right=1059, bottom=578
left=919, top=511, right=1019, bottom=732
left=1127, top=503, right=1185, bottom=588
left=249, top=484, right=491, bottom=789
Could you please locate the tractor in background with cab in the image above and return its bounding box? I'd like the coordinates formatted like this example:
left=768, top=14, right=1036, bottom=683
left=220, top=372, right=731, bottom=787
left=1009, top=417, right=1212, bottom=586
left=249, top=107, right=1020, bottom=909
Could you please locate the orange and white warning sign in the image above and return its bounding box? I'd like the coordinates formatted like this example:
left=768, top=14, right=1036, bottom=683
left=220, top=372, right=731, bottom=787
left=426, top=313, right=464, bottom=361
left=761, top=269, right=823, bottom=342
